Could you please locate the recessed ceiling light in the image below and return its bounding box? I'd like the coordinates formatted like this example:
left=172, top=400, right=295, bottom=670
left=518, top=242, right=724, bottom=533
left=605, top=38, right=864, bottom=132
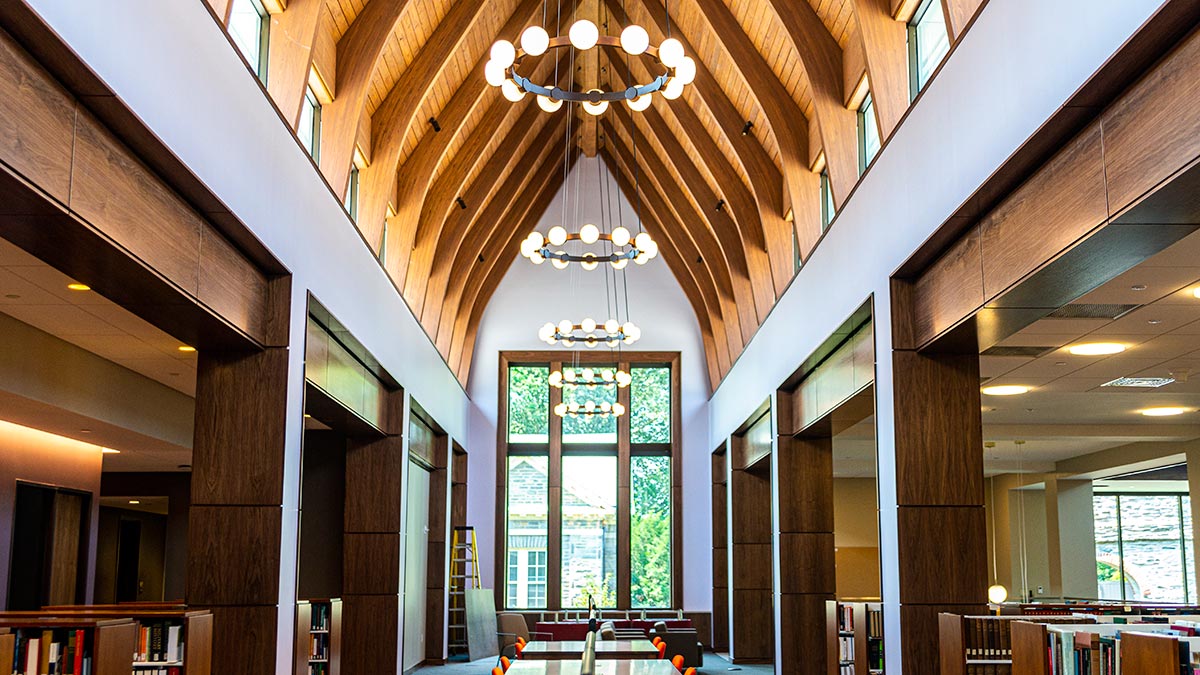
left=1068, top=342, right=1126, bottom=356
left=982, top=385, right=1030, bottom=396
left=1131, top=284, right=1147, bottom=291
left=128, top=500, right=140, bottom=505
left=4, top=293, right=19, bottom=299
left=1193, top=288, right=1200, bottom=298
left=177, top=345, right=196, bottom=353
left=101, top=448, right=120, bottom=454
left=80, top=428, right=92, bottom=434
left=1140, top=407, right=1190, bottom=417
left=1147, top=319, right=1162, bottom=325
left=67, top=283, right=90, bottom=291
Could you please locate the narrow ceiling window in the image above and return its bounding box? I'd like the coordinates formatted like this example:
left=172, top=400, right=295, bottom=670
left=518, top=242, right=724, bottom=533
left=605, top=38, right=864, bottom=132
left=228, top=0, right=269, bottom=82
left=908, top=0, right=950, bottom=99
left=820, top=170, right=835, bottom=231
left=299, top=86, right=322, bottom=162
left=346, top=164, right=360, bottom=222
left=858, top=94, right=880, bottom=174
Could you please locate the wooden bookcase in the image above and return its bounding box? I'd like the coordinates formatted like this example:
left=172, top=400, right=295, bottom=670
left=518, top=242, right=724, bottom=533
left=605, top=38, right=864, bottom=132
left=940, top=614, right=1094, bottom=675
left=0, top=618, right=137, bottom=675
left=295, top=599, right=342, bottom=675
left=865, top=603, right=883, bottom=674
left=828, top=601, right=868, bottom=675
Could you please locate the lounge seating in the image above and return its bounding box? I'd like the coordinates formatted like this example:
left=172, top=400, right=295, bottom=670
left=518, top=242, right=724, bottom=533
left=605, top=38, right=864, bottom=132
left=651, top=621, right=703, bottom=669
left=497, top=612, right=553, bottom=659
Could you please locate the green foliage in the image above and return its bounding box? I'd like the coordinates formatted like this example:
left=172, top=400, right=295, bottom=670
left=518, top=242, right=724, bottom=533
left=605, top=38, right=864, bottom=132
left=1097, top=560, right=1125, bottom=582
left=631, top=456, right=671, bottom=607
left=508, top=366, right=549, bottom=440
left=562, top=373, right=617, bottom=441
left=569, top=573, right=617, bottom=608
left=631, top=367, right=670, bottom=444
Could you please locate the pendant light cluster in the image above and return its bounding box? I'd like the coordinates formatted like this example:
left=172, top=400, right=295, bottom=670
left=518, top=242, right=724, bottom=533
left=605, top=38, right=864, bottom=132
left=519, top=224, right=658, bottom=269
left=539, top=318, right=641, bottom=347
left=485, top=2, right=696, bottom=114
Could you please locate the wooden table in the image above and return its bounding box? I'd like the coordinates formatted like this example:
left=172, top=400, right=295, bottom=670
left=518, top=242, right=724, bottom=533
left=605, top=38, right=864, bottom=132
left=519, top=640, right=660, bottom=660
left=507, top=660, right=680, bottom=675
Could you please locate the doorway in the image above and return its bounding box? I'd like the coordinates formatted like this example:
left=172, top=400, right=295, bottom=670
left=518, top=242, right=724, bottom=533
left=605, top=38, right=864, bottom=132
left=7, top=482, right=91, bottom=610
left=403, top=460, right=431, bottom=672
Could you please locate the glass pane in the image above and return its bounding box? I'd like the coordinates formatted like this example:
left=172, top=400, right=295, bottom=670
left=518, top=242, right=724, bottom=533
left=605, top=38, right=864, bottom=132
left=298, top=90, right=317, bottom=157
left=821, top=171, right=835, bottom=229
left=562, top=368, right=617, bottom=444
left=1185, top=495, right=1196, bottom=603
left=631, top=367, right=671, bottom=444
left=506, top=455, right=549, bottom=608
left=1118, top=494, right=1187, bottom=602
left=508, top=366, right=549, bottom=443
left=561, top=455, right=617, bottom=607
left=913, top=0, right=950, bottom=91
left=632, top=456, right=671, bottom=608
left=1093, top=494, right=1124, bottom=600
left=860, top=96, right=880, bottom=170
left=228, top=0, right=265, bottom=77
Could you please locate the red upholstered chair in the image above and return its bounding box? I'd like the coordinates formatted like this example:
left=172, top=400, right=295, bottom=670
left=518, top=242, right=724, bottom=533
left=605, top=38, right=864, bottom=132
left=671, top=655, right=685, bottom=671
left=500, top=656, right=512, bottom=672
left=656, top=642, right=667, bottom=659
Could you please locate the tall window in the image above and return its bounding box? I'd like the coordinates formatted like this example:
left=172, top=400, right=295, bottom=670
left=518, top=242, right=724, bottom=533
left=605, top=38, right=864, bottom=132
left=858, top=94, right=880, bottom=174
left=908, top=0, right=950, bottom=98
left=820, top=170, right=835, bottom=231
left=1094, top=493, right=1196, bottom=603
left=501, top=355, right=679, bottom=610
left=228, top=0, right=269, bottom=82
left=299, top=87, right=322, bottom=161
left=346, top=165, right=360, bottom=222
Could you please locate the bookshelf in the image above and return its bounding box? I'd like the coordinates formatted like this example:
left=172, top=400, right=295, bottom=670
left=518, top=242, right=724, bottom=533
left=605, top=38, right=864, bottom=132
left=0, top=617, right=137, bottom=675
left=939, top=615, right=1097, bottom=675
left=295, top=599, right=341, bottom=675
left=827, top=602, right=868, bottom=675
left=1010, top=620, right=1200, bottom=675
left=865, top=603, right=883, bottom=674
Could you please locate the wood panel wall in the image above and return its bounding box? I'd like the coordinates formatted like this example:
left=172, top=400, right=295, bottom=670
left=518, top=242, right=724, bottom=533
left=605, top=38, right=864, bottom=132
left=411, top=413, right=450, bottom=665
left=187, top=347, right=291, bottom=675
left=711, top=447, right=729, bottom=653
left=728, top=415, right=774, bottom=663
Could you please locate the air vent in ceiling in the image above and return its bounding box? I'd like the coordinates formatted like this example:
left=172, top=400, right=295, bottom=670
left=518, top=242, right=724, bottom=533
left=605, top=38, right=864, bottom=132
left=981, top=345, right=1058, bottom=358
left=1046, top=303, right=1139, bottom=320
left=1101, top=376, right=1176, bottom=388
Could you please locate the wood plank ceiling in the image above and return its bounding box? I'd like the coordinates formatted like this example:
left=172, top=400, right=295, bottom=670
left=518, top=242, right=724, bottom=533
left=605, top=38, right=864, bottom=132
left=207, top=0, right=983, bottom=390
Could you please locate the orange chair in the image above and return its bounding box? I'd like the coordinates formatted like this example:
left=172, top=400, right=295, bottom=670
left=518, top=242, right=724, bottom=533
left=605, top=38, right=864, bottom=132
left=683, top=669, right=696, bottom=675
left=652, top=636, right=663, bottom=647
left=671, top=655, right=685, bottom=671
left=492, top=668, right=503, bottom=675
left=500, top=656, right=512, bottom=672
left=514, top=641, right=525, bottom=658
left=656, top=642, right=667, bottom=659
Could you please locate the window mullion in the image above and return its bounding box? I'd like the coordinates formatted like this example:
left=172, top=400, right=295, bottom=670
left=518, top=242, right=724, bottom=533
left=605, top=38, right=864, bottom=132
left=618, top=358, right=633, bottom=609
left=548, top=359, right=564, bottom=611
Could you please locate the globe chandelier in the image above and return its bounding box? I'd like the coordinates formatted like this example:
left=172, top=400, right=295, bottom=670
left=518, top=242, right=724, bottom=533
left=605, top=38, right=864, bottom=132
left=484, top=1, right=696, bottom=114
left=539, top=318, right=641, bottom=347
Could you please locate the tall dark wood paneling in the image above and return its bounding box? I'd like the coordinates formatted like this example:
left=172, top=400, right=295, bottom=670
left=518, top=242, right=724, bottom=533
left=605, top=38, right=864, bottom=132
left=187, top=347, right=290, bottom=674
left=729, top=418, right=773, bottom=663
left=711, top=447, right=729, bottom=653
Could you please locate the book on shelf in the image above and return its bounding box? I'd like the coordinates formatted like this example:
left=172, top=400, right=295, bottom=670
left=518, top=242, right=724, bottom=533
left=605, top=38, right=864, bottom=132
left=9, top=628, right=92, bottom=675
left=132, top=620, right=185, bottom=666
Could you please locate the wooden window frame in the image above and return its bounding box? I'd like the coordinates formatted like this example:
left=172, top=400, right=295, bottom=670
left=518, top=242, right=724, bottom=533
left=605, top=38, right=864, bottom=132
left=496, top=351, right=683, bottom=612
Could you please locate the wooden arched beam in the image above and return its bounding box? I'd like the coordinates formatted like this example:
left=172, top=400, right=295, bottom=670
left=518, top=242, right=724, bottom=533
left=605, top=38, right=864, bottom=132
left=265, top=0, right=325, bottom=128
left=318, top=0, right=415, bottom=193
left=602, top=130, right=732, bottom=377
left=358, top=0, right=544, bottom=247
left=852, top=0, right=910, bottom=137
left=607, top=62, right=777, bottom=323
left=432, top=116, right=566, bottom=355
left=429, top=116, right=569, bottom=351
left=601, top=149, right=721, bottom=390
left=607, top=107, right=757, bottom=347
left=942, top=0, right=985, bottom=40
left=404, top=54, right=571, bottom=316
left=207, top=0, right=234, bottom=25
left=452, top=153, right=573, bottom=378
left=762, top=0, right=859, bottom=212
left=602, top=117, right=742, bottom=367
left=688, top=0, right=821, bottom=251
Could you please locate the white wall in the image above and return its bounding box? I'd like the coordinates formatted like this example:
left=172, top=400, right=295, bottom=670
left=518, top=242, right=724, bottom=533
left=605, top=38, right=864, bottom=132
left=467, top=157, right=711, bottom=609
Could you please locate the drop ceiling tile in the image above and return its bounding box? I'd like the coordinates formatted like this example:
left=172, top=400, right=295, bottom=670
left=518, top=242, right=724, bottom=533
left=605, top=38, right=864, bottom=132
left=1068, top=357, right=1169, bottom=381
left=0, top=269, right=62, bottom=305
left=996, top=332, right=1081, bottom=348
left=1155, top=286, right=1200, bottom=306
left=0, top=238, right=42, bottom=266
left=1033, top=377, right=1112, bottom=393
left=980, top=355, right=1032, bottom=379
left=0, top=303, right=124, bottom=336
left=59, top=333, right=166, bottom=361
left=118, top=358, right=197, bottom=396
left=13, top=265, right=111, bottom=305
left=1142, top=232, right=1200, bottom=267
left=1102, top=304, right=1200, bottom=335
left=1130, top=334, right=1200, bottom=360
left=1072, top=265, right=1200, bottom=306
left=1002, top=354, right=1089, bottom=379
left=1020, top=318, right=1111, bottom=335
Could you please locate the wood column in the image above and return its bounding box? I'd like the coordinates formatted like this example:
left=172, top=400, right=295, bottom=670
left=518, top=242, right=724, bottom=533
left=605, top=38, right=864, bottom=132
left=889, top=307, right=987, bottom=675
left=729, top=416, right=774, bottom=663
left=187, top=347, right=290, bottom=675
left=425, top=433, right=449, bottom=663
left=711, top=449, right=729, bottom=652
left=341, top=392, right=406, bottom=675
left=776, top=396, right=835, bottom=675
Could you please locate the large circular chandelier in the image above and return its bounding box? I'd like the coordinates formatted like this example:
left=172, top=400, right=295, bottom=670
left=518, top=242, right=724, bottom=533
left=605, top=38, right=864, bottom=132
left=553, top=398, right=626, bottom=418
left=538, top=318, right=641, bottom=347
left=485, top=18, right=697, bottom=113
left=519, top=224, right=658, bottom=269
left=550, top=366, right=632, bottom=389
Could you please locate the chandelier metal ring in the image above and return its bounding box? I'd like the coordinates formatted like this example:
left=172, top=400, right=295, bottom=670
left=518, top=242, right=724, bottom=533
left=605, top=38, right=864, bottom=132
left=510, top=36, right=669, bottom=102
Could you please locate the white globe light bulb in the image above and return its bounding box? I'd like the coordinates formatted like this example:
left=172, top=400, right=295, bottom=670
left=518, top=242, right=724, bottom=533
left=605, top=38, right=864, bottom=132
left=537, top=95, right=563, bottom=113
left=581, top=318, right=597, bottom=333
left=580, top=223, right=600, bottom=244
left=620, top=25, right=650, bottom=55
left=538, top=323, right=554, bottom=340
left=548, top=226, right=568, bottom=246
left=581, top=254, right=598, bottom=271
left=635, top=232, right=653, bottom=250
left=569, top=19, right=599, bottom=50
left=563, top=368, right=575, bottom=381
left=601, top=369, right=614, bottom=382
left=610, top=258, right=629, bottom=270
left=584, top=400, right=596, bottom=412
left=521, top=26, right=550, bottom=56
left=634, top=253, right=650, bottom=265
left=568, top=402, right=580, bottom=413
left=552, top=252, right=569, bottom=269
left=644, top=239, right=659, bottom=259
left=676, top=57, right=697, bottom=85
left=530, top=252, right=545, bottom=264
left=527, top=231, right=544, bottom=245
left=582, top=97, right=609, bottom=117
left=662, top=77, right=685, bottom=100
left=604, top=319, right=620, bottom=334
left=600, top=401, right=612, bottom=412
left=628, top=325, right=641, bottom=341
left=627, top=93, right=653, bottom=112
left=491, top=40, right=517, bottom=68
left=582, top=368, right=595, bottom=381
left=501, top=79, right=526, bottom=102
left=549, top=371, right=562, bottom=386
left=610, top=226, right=631, bottom=247
left=585, top=337, right=598, bottom=348
left=617, top=371, right=632, bottom=386
left=562, top=337, right=575, bottom=347
left=607, top=338, right=619, bottom=347
left=622, top=322, right=635, bottom=336
left=658, top=38, right=684, bottom=68
left=613, top=402, right=626, bottom=416
left=554, top=402, right=568, bottom=416
left=485, top=60, right=507, bottom=87
left=559, top=320, right=574, bottom=335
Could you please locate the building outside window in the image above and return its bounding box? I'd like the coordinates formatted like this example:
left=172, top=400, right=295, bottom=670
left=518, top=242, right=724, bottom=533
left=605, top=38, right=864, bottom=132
left=299, top=86, right=321, bottom=161
left=1093, top=493, right=1196, bottom=603
left=228, top=0, right=269, bottom=82
left=908, top=0, right=950, bottom=99
left=501, top=355, right=678, bottom=610
left=858, top=94, right=880, bottom=174
left=820, top=170, right=835, bottom=231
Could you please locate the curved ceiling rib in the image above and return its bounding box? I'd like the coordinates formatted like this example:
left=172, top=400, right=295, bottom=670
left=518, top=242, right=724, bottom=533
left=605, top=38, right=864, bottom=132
left=221, top=0, right=947, bottom=387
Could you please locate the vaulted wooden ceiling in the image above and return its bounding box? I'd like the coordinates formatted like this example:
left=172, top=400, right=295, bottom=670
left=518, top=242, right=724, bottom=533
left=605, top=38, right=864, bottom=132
left=205, top=0, right=983, bottom=389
